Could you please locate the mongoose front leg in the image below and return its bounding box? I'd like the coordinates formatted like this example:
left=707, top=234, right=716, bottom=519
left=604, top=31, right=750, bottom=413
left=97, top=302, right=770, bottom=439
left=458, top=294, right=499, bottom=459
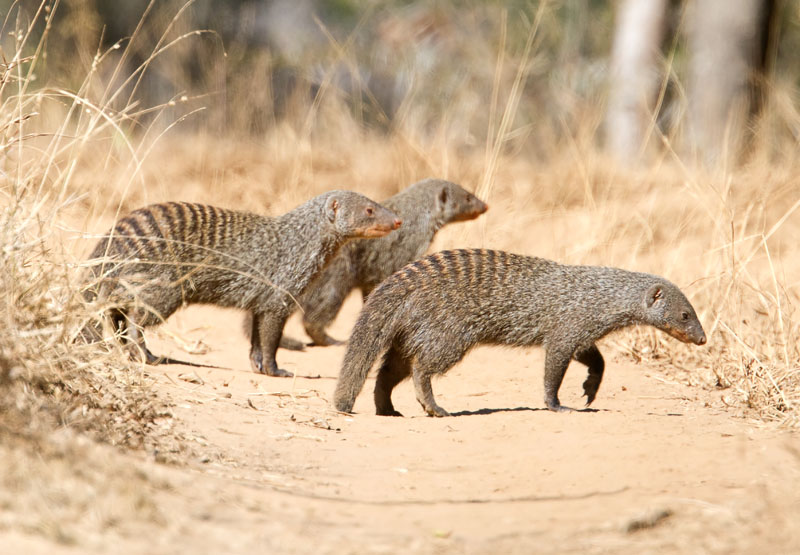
left=249, top=311, right=293, bottom=377
left=412, top=367, right=450, bottom=417
left=543, top=347, right=575, bottom=412
left=374, top=346, right=411, bottom=416
left=574, top=344, right=605, bottom=406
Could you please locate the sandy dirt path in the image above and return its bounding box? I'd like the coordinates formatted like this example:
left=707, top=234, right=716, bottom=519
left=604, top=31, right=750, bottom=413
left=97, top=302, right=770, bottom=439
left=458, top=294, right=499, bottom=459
left=9, top=296, right=799, bottom=553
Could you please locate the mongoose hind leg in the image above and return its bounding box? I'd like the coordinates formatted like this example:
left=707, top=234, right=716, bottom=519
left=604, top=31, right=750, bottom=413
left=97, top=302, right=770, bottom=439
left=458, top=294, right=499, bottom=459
left=374, top=346, right=411, bottom=416
left=249, top=311, right=293, bottom=377
left=412, top=367, right=450, bottom=417
left=574, top=344, right=604, bottom=406
left=543, top=346, right=577, bottom=412
left=411, top=342, right=471, bottom=416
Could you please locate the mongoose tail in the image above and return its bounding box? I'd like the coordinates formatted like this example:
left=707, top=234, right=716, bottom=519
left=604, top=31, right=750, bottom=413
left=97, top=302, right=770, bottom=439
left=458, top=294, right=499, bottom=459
left=333, top=249, right=706, bottom=416
left=81, top=191, right=401, bottom=376
left=332, top=296, right=403, bottom=413
left=297, top=178, right=488, bottom=348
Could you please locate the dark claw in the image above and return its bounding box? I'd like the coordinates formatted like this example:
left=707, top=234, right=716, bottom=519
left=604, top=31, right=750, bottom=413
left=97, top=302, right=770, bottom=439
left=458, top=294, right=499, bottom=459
left=582, top=377, right=600, bottom=406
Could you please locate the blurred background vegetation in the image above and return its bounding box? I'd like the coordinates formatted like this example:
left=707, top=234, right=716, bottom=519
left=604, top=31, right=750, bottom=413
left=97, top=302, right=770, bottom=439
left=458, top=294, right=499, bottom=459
left=3, top=0, right=798, bottom=168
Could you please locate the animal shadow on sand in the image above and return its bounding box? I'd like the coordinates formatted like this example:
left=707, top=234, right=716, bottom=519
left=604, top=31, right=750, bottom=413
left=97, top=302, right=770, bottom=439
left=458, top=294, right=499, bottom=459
left=451, top=406, right=603, bottom=416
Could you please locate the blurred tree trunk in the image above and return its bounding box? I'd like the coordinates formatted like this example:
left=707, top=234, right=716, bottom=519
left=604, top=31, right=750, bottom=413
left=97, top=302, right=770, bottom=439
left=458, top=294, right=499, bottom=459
left=605, top=0, right=668, bottom=163
left=687, top=0, right=775, bottom=166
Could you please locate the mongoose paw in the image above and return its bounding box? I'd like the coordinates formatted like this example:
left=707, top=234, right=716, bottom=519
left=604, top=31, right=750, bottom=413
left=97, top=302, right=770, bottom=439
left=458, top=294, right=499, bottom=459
left=546, top=402, right=575, bottom=413
left=135, top=346, right=165, bottom=365
left=424, top=406, right=451, bottom=417
left=582, top=377, right=601, bottom=406
left=267, top=367, right=294, bottom=378
left=249, top=351, right=264, bottom=374
left=376, top=408, right=404, bottom=417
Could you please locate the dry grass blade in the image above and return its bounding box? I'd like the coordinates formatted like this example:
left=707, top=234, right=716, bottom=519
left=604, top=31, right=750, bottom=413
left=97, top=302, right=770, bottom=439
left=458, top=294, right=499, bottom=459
left=477, top=1, right=546, bottom=204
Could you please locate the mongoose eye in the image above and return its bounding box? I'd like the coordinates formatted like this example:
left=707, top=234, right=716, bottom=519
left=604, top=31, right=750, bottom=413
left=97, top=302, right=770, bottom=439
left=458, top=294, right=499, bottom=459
left=365, top=207, right=374, bottom=216
left=681, top=312, right=689, bottom=321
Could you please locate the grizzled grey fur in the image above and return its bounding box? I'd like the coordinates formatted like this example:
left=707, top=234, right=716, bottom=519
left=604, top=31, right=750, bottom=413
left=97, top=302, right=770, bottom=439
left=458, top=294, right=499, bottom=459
left=82, top=191, right=401, bottom=376
left=333, top=248, right=707, bottom=416
left=281, top=178, right=488, bottom=349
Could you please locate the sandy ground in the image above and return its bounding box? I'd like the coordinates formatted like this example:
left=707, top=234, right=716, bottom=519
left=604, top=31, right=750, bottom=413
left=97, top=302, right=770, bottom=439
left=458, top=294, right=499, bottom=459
left=6, top=296, right=800, bottom=554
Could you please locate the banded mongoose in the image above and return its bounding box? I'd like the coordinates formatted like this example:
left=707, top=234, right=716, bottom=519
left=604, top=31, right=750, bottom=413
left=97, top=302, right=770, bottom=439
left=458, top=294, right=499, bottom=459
left=282, top=178, right=488, bottom=349
left=81, top=191, right=402, bottom=377
left=333, top=249, right=707, bottom=416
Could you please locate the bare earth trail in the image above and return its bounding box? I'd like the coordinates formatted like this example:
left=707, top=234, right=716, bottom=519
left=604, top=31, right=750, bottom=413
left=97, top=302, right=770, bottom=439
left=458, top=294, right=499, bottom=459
left=15, top=298, right=800, bottom=553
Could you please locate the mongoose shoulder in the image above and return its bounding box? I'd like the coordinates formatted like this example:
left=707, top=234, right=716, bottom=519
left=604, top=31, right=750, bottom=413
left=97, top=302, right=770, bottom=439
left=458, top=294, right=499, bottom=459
left=333, top=248, right=706, bottom=416
left=81, top=191, right=401, bottom=376
left=285, top=178, right=487, bottom=349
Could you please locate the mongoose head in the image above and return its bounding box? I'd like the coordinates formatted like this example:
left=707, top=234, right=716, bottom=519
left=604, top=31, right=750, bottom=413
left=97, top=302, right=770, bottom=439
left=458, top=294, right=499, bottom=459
left=643, top=282, right=707, bottom=345
left=434, top=180, right=489, bottom=224
left=324, top=191, right=402, bottom=239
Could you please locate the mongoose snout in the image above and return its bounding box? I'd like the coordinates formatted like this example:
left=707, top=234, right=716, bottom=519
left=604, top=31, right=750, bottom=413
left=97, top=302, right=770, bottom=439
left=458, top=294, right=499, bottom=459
left=664, top=323, right=707, bottom=345
left=358, top=210, right=403, bottom=237
left=451, top=197, right=488, bottom=221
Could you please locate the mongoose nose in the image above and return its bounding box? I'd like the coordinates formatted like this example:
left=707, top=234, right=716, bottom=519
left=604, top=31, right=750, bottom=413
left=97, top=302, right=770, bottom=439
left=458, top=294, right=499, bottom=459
left=697, top=334, right=707, bottom=346
left=392, top=218, right=403, bottom=229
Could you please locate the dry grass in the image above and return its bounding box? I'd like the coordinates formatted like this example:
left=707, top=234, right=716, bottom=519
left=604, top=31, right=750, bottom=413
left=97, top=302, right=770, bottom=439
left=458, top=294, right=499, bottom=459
left=0, top=0, right=798, bottom=547
left=0, top=3, right=185, bottom=542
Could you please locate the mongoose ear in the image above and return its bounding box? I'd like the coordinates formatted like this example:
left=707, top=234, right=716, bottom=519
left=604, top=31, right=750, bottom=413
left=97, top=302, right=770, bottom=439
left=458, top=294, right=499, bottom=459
left=438, top=187, right=448, bottom=208
left=325, top=197, right=339, bottom=223
left=645, top=284, right=664, bottom=308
